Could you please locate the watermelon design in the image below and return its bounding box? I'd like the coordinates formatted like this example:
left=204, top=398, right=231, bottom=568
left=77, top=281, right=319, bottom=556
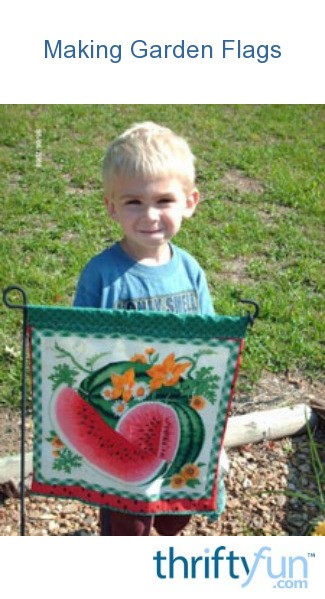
left=164, top=401, right=205, bottom=477
left=48, top=346, right=214, bottom=489
left=53, top=387, right=168, bottom=484
left=117, top=402, right=180, bottom=461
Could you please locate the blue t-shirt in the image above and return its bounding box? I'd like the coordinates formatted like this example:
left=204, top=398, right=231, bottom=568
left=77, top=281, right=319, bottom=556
left=74, top=241, right=214, bottom=315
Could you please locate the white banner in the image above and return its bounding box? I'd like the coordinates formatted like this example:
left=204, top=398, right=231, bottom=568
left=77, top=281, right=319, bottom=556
left=0, top=536, right=323, bottom=597
left=0, top=0, right=323, bottom=103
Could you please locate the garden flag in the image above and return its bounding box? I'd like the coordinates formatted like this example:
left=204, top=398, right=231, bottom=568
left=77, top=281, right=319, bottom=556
left=28, top=306, right=250, bottom=515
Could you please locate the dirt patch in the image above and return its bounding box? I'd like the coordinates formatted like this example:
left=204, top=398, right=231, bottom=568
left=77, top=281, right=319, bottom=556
left=211, top=256, right=252, bottom=285
left=221, top=169, right=264, bottom=195
left=232, top=370, right=325, bottom=415
left=61, top=173, right=100, bottom=196
left=0, top=408, right=25, bottom=458
left=6, top=173, right=23, bottom=191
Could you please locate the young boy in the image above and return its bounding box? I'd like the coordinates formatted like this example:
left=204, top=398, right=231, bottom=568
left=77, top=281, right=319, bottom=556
left=74, top=121, right=227, bottom=535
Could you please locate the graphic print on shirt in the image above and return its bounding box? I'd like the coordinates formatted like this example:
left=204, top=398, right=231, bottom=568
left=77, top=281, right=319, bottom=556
left=115, top=290, right=199, bottom=313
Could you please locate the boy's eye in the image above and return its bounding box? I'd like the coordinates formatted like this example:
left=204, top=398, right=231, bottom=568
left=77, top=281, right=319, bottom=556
left=158, top=198, right=174, bottom=204
left=125, top=199, right=141, bottom=205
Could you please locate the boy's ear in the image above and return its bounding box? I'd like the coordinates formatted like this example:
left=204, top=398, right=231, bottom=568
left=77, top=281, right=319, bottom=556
left=183, top=188, right=200, bottom=218
left=104, top=196, right=117, bottom=220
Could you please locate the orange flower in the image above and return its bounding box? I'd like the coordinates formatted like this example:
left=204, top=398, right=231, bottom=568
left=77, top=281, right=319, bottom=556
left=130, top=353, right=147, bottom=364
left=190, top=395, right=206, bottom=410
left=181, top=463, right=200, bottom=480
left=145, top=347, right=156, bottom=355
left=170, top=474, right=186, bottom=489
left=51, top=436, right=64, bottom=449
left=111, top=368, right=135, bottom=402
left=147, top=353, right=191, bottom=391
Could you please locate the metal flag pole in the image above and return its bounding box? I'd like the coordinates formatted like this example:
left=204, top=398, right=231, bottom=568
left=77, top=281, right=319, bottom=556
left=3, top=285, right=28, bottom=536
left=239, top=298, right=260, bottom=325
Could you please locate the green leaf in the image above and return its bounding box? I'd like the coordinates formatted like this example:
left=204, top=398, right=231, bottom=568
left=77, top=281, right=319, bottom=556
left=48, top=363, right=79, bottom=391
left=162, top=477, right=171, bottom=487
left=52, top=447, right=83, bottom=474
left=186, top=478, right=200, bottom=487
left=180, top=367, right=220, bottom=404
left=85, top=352, right=111, bottom=371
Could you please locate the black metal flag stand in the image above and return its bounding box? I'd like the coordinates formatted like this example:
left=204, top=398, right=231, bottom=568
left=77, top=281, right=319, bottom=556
left=3, top=285, right=29, bottom=536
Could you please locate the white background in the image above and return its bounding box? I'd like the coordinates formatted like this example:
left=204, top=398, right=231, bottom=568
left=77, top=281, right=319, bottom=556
left=0, top=0, right=324, bottom=103
left=1, top=537, right=323, bottom=597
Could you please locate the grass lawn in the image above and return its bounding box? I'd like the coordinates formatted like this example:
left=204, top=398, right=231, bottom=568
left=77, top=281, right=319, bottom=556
left=1, top=104, right=324, bottom=407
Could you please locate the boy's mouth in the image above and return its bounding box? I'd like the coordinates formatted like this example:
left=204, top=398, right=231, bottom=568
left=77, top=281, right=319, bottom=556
left=138, top=229, right=163, bottom=234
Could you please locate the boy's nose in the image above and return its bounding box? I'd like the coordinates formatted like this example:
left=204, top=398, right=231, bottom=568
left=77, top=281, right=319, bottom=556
left=143, top=206, right=159, bottom=221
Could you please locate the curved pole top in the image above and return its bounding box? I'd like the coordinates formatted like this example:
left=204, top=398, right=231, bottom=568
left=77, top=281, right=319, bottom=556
left=3, top=285, right=28, bottom=310
left=239, top=298, right=260, bottom=325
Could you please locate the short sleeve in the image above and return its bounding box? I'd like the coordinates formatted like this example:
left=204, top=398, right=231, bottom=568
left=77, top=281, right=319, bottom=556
left=196, top=268, right=215, bottom=315
left=73, top=262, right=102, bottom=308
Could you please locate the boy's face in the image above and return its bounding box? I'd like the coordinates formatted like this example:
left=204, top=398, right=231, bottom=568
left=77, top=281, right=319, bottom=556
left=104, top=175, right=199, bottom=262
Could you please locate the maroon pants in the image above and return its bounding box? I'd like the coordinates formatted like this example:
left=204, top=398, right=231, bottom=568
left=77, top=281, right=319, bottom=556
left=99, top=509, right=191, bottom=536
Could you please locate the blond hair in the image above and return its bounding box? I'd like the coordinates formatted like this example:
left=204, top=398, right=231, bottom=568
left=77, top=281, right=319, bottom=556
left=102, top=121, right=196, bottom=195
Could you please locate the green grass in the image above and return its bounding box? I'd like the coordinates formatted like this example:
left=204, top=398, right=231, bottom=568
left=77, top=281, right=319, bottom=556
left=1, top=105, right=324, bottom=406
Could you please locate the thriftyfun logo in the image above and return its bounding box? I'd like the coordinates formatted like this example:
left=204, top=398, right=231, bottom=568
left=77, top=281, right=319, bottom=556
left=153, top=546, right=312, bottom=588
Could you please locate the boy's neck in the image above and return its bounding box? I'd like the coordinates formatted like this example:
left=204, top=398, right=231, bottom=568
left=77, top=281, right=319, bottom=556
left=120, top=238, right=172, bottom=265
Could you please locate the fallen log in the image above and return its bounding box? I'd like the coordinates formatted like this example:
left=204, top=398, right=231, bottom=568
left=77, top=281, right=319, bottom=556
left=224, top=403, right=317, bottom=448
left=0, top=453, right=33, bottom=485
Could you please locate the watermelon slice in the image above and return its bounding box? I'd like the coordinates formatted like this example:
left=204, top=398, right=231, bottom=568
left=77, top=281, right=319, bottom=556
left=53, top=387, right=166, bottom=484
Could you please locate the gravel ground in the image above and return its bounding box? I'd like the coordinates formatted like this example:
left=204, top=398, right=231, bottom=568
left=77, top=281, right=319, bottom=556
left=1, top=371, right=324, bottom=536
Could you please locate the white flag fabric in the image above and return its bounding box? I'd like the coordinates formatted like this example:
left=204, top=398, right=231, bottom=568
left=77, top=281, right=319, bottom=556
left=28, top=306, right=249, bottom=515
